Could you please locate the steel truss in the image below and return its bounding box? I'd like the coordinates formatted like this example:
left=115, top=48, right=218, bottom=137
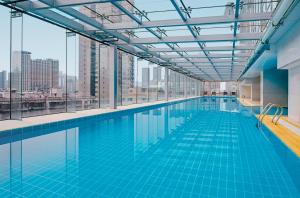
left=2, top=0, right=279, bottom=81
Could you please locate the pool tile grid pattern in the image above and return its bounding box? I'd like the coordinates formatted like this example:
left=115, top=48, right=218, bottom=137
left=0, top=98, right=299, bottom=197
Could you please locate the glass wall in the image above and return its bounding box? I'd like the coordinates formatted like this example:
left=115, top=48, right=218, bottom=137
left=0, top=5, right=203, bottom=121
left=20, top=10, right=66, bottom=117
left=77, top=36, right=101, bottom=110
left=137, top=59, right=149, bottom=103
left=121, top=52, right=136, bottom=105
left=99, top=44, right=112, bottom=108
left=175, top=73, right=180, bottom=98
left=10, top=10, right=23, bottom=120
left=157, top=67, right=166, bottom=101
left=149, top=63, right=157, bottom=102
left=168, top=70, right=176, bottom=99
left=0, top=7, right=10, bottom=120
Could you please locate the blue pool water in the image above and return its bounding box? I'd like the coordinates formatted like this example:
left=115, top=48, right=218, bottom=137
left=0, top=97, right=299, bottom=198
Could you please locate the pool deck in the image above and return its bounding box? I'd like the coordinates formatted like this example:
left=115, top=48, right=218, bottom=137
left=0, top=97, right=199, bottom=132
left=237, top=98, right=260, bottom=107
left=258, top=115, right=300, bottom=157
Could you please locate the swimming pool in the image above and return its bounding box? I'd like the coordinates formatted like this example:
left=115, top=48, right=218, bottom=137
left=0, top=97, right=299, bottom=197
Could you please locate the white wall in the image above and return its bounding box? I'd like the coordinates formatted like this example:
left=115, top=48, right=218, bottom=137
left=289, top=66, right=300, bottom=124
left=241, top=85, right=251, bottom=99
left=277, top=20, right=300, bottom=69
left=251, top=76, right=260, bottom=101
left=276, top=15, right=300, bottom=124
left=239, top=77, right=260, bottom=102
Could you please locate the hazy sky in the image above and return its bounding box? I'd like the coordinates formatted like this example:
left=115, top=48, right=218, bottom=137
left=0, top=6, right=66, bottom=72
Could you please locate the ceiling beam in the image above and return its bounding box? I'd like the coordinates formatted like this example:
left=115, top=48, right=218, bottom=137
left=12, top=0, right=122, bottom=10
left=125, top=33, right=262, bottom=45
left=173, top=59, right=247, bottom=64
left=100, top=12, right=272, bottom=31
left=231, top=0, right=241, bottom=80
left=162, top=53, right=251, bottom=59
left=170, top=0, right=222, bottom=80
left=149, top=45, right=255, bottom=52
left=110, top=0, right=206, bottom=79
left=35, top=0, right=176, bottom=67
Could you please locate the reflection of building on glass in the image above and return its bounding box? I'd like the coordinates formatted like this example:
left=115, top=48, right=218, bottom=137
left=78, top=2, right=134, bottom=105
left=134, top=108, right=168, bottom=156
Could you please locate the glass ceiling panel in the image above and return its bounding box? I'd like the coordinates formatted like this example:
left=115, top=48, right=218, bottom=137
left=176, top=43, right=200, bottom=48
left=134, top=0, right=180, bottom=21
left=182, top=0, right=230, bottom=17
left=205, top=42, right=234, bottom=47
left=3, top=0, right=280, bottom=81
left=196, top=23, right=234, bottom=35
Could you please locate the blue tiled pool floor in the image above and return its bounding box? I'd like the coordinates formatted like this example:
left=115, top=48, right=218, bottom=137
left=0, top=97, right=299, bottom=197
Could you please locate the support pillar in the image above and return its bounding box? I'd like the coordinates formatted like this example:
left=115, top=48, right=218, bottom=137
left=165, top=68, right=169, bottom=101
left=109, top=46, right=118, bottom=109
left=184, top=76, right=187, bottom=98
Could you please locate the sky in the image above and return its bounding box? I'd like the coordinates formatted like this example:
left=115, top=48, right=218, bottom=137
left=0, top=6, right=66, bottom=73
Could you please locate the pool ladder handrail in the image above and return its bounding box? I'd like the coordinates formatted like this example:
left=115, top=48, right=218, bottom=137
left=257, top=103, right=283, bottom=128
left=272, top=105, right=283, bottom=125
left=258, top=103, right=272, bottom=121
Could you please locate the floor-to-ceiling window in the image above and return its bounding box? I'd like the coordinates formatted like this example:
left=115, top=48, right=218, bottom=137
left=0, top=7, right=10, bottom=121
left=137, top=59, right=149, bottom=103
left=121, top=52, right=136, bottom=105
left=148, top=63, right=157, bottom=102
left=157, top=67, right=166, bottom=101
left=181, top=74, right=185, bottom=97
left=168, top=70, right=176, bottom=99
left=99, top=44, right=112, bottom=108
left=175, top=72, right=180, bottom=98
left=21, top=14, right=66, bottom=117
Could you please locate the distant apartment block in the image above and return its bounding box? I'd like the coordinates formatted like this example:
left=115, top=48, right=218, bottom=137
left=79, top=2, right=134, bottom=99
left=11, top=51, right=59, bottom=91
left=0, top=70, right=7, bottom=89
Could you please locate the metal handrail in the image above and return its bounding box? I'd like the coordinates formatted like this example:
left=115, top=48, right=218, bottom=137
left=258, top=103, right=272, bottom=121
left=273, top=106, right=283, bottom=125
left=259, top=104, right=276, bottom=126
left=271, top=105, right=281, bottom=123
left=257, top=103, right=284, bottom=128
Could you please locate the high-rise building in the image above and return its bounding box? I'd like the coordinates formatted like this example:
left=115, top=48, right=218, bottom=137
left=10, top=51, right=30, bottom=91
left=142, top=67, right=149, bottom=88
left=153, top=67, right=161, bottom=81
left=31, top=59, right=59, bottom=91
left=79, top=2, right=135, bottom=101
left=0, top=70, right=7, bottom=89
left=11, top=51, right=59, bottom=91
